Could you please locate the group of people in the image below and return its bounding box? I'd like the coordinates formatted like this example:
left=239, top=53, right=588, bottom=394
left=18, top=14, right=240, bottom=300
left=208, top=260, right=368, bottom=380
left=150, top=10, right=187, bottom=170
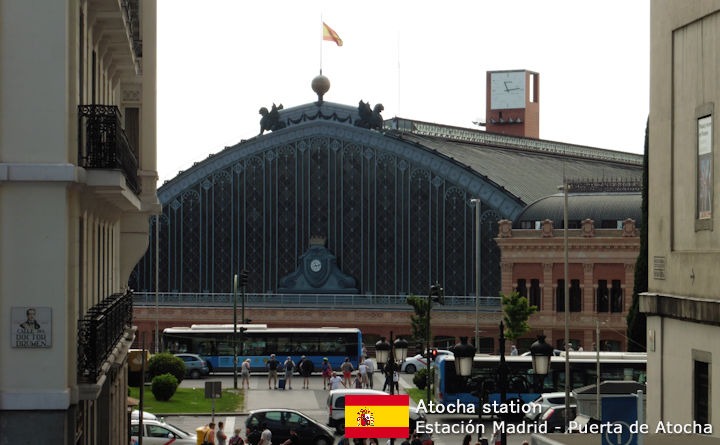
left=199, top=421, right=243, bottom=445
left=202, top=422, right=301, bottom=445
left=264, top=354, right=315, bottom=389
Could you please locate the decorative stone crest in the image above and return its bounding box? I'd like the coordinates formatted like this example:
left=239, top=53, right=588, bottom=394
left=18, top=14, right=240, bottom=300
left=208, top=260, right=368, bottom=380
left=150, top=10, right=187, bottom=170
left=541, top=219, right=554, bottom=237
left=497, top=219, right=513, bottom=238
left=622, top=218, right=637, bottom=237
left=583, top=263, right=594, bottom=274
left=581, top=218, right=595, bottom=238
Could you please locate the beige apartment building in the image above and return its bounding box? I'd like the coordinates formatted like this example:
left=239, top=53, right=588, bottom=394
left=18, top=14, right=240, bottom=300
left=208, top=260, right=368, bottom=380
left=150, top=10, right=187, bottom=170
left=641, top=0, right=720, bottom=438
left=0, top=0, right=158, bottom=443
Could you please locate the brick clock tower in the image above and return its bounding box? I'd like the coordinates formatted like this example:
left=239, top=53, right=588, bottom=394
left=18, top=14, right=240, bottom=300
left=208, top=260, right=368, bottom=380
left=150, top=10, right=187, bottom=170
left=486, top=69, right=539, bottom=138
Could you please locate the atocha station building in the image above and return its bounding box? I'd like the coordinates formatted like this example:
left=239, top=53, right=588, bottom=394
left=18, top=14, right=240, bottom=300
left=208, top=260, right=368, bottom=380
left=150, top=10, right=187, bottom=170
left=131, top=72, right=643, bottom=351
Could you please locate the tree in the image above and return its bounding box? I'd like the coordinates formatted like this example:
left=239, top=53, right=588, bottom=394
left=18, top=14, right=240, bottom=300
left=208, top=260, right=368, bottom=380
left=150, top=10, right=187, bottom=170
left=627, top=118, right=649, bottom=352
left=501, top=290, right=538, bottom=341
left=406, top=295, right=431, bottom=345
left=147, top=352, right=186, bottom=383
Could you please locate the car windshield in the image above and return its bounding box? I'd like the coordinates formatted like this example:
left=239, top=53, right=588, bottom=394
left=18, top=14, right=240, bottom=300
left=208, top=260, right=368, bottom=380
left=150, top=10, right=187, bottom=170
left=167, top=423, right=190, bottom=436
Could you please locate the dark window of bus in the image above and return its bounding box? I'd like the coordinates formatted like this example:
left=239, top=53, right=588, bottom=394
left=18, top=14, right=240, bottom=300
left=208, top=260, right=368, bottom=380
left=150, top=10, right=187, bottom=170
left=516, top=279, right=527, bottom=298
left=600, top=340, right=621, bottom=352
left=529, top=279, right=541, bottom=309
left=569, top=280, right=581, bottom=312
left=476, top=337, right=494, bottom=354
left=556, top=280, right=565, bottom=312
left=597, top=280, right=609, bottom=312
left=610, top=280, right=623, bottom=313
left=694, top=360, right=709, bottom=426
left=516, top=338, right=535, bottom=354
left=216, top=334, right=234, bottom=356
left=245, top=335, right=267, bottom=356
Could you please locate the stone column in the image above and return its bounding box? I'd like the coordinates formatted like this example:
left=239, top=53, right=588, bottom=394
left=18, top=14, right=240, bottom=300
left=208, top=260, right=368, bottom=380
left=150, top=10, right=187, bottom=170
left=501, top=262, right=514, bottom=297
left=542, top=262, right=554, bottom=312
left=624, top=263, right=635, bottom=312
left=583, top=263, right=594, bottom=313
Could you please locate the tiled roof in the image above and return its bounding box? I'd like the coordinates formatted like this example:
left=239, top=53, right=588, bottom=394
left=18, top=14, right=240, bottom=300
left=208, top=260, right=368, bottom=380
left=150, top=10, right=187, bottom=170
left=385, top=119, right=643, bottom=205
left=514, top=192, right=642, bottom=227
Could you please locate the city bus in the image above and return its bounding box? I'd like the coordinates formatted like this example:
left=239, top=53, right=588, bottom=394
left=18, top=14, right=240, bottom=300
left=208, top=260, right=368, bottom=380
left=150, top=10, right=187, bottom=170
left=434, top=352, right=647, bottom=408
left=162, top=325, right=363, bottom=372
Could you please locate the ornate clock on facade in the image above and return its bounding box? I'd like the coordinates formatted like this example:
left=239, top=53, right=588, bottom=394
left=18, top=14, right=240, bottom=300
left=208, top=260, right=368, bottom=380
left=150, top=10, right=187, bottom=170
left=310, top=259, right=322, bottom=273
left=490, top=71, right=526, bottom=110
left=486, top=69, right=540, bottom=139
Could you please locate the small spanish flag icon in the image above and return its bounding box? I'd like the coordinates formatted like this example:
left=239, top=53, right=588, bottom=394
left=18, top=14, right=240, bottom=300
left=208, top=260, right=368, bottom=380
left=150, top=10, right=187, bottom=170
left=345, top=395, right=409, bottom=438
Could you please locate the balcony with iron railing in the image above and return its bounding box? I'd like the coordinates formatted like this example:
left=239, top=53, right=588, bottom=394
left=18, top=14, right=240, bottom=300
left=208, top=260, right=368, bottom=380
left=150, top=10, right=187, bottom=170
left=77, top=291, right=134, bottom=383
left=133, top=292, right=502, bottom=312
left=78, top=105, right=140, bottom=194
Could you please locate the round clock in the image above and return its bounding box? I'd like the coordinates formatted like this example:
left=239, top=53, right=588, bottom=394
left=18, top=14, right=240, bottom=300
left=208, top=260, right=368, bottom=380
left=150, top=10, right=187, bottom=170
left=310, top=259, right=322, bottom=272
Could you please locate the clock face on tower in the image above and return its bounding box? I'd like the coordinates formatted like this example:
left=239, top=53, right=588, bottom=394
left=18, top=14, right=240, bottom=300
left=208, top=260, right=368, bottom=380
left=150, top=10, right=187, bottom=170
left=310, top=259, right=322, bottom=273
left=490, top=71, right=526, bottom=110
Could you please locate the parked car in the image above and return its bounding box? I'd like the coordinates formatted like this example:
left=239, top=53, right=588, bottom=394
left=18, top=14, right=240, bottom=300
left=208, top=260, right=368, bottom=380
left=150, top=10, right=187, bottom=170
left=538, top=405, right=577, bottom=433
left=174, top=353, right=210, bottom=379
left=524, top=392, right=577, bottom=422
left=400, top=350, right=452, bottom=373
left=130, top=410, right=158, bottom=421
left=131, top=418, right=196, bottom=444
left=326, top=388, right=426, bottom=434
left=245, top=408, right=335, bottom=445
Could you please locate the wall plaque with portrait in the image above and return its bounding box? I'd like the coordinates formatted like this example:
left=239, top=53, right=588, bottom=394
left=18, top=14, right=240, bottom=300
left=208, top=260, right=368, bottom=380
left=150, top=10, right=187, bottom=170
left=698, top=115, right=713, bottom=220
left=11, top=306, right=52, bottom=348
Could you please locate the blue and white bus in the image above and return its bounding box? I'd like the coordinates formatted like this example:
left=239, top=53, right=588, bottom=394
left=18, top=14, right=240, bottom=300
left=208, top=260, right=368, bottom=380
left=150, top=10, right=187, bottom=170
left=162, top=325, right=363, bottom=372
left=434, top=352, right=647, bottom=408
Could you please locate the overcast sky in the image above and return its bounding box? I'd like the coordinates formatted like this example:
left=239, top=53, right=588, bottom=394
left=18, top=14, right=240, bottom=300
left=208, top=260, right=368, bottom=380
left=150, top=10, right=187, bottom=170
left=157, top=0, right=650, bottom=182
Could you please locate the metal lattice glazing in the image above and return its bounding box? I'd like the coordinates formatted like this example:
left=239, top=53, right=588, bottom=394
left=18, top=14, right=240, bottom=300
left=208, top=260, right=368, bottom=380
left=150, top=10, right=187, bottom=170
left=130, top=121, right=522, bottom=298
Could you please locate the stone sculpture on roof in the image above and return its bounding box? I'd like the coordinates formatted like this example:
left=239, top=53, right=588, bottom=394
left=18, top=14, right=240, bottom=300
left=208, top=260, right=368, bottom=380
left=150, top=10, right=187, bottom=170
left=259, top=103, right=286, bottom=135
left=355, top=101, right=384, bottom=130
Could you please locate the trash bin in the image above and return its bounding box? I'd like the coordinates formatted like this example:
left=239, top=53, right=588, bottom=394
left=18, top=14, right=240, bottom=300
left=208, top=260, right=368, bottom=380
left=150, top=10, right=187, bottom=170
left=196, top=425, right=210, bottom=445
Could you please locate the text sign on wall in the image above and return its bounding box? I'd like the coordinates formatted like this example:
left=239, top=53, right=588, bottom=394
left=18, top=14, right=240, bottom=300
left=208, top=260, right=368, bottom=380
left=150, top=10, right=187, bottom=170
left=698, top=115, right=712, bottom=220
left=11, top=307, right=52, bottom=348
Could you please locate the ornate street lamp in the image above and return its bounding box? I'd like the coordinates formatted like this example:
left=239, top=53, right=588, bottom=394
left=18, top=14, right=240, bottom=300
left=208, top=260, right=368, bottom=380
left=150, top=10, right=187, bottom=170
left=530, top=335, right=553, bottom=393
left=375, top=337, right=391, bottom=368
left=453, top=336, right=476, bottom=377
left=393, top=337, right=409, bottom=363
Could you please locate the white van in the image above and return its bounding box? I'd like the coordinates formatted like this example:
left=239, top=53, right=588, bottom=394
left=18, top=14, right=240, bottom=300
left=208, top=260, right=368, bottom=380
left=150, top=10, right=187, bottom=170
left=326, top=388, right=425, bottom=434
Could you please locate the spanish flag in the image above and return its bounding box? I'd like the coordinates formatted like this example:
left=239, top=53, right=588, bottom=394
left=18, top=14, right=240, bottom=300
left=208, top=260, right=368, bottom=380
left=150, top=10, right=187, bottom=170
left=322, top=22, right=343, bottom=46
left=345, top=395, right=409, bottom=438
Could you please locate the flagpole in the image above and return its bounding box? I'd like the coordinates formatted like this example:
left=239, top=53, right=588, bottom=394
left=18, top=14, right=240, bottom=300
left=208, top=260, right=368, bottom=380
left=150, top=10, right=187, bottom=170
left=319, top=14, right=323, bottom=75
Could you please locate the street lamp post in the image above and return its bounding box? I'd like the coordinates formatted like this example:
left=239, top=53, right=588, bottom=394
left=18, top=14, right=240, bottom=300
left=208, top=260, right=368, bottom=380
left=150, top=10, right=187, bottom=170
left=375, top=334, right=408, bottom=445
left=498, top=321, right=508, bottom=445
left=561, top=181, right=570, bottom=432
left=426, top=283, right=444, bottom=404
left=470, top=198, right=481, bottom=350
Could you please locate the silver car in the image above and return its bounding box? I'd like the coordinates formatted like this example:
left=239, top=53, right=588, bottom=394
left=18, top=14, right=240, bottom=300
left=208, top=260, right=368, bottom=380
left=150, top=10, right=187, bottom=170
left=131, top=418, right=197, bottom=444
left=524, top=392, right=577, bottom=422
left=400, top=350, right=452, bottom=373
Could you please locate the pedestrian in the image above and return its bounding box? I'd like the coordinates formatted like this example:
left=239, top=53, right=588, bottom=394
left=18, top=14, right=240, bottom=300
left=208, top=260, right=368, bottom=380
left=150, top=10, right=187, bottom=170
left=247, top=426, right=261, bottom=445
left=299, top=355, right=313, bottom=389
left=283, top=356, right=296, bottom=390
left=383, top=368, right=392, bottom=392
left=341, top=357, right=354, bottom=386
left=410, top=433, right=422, bottom=445
left=281, top=429, right=300, bottom=445
left=321, top=357, right=332, bottom=389
left=358, top=360, right=368, bottom=388
left=217, top=421, right=228, bottom=445
left=364, top=356, right=374, bottom=388
left=329, top=371, right=345, bottom=390
left=229, top=428, right=244, bottom=445
left=267, top=354, right=279, bottom=389
left=354, top=371, right=363, bottom=388
left=578, top=344, right=584, bottom=352
left=462, top=434, right=472, bottom=445
left=393, top=369, right=399, bottom=392
left=259, top=423, right=272, bottom=445
left=241, top=358, right=251, bottom=389
left=510, top=345, right=518, bottom=356
left=202, top=422, right=216, bottom=445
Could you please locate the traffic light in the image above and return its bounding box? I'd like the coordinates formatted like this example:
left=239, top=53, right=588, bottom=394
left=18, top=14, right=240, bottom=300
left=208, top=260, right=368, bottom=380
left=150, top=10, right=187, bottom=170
left=239, top=269, right=249, bottom=287
left=431, top=348, right=438, bottom=361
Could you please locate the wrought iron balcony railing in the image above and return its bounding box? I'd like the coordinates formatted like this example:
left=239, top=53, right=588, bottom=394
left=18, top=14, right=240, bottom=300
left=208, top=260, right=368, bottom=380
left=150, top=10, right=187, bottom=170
left=77, top=291, right=134, bottom=383
left=133, top=292, right=502, bottom=312
left=78, top=105, right=140, bottom=194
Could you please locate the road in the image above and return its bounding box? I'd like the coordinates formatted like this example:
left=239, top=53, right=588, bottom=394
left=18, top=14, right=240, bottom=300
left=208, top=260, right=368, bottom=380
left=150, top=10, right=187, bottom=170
left=155, top=373, right=535, bottom=445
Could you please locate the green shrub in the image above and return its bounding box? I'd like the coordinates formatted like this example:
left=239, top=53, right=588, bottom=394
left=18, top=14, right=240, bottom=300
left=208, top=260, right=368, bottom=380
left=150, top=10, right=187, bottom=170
left=148, top=352, right=185, bottom=383
left=151, top=373, right=179, bottom=401
left=413, top=368, right=434, bottom=390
